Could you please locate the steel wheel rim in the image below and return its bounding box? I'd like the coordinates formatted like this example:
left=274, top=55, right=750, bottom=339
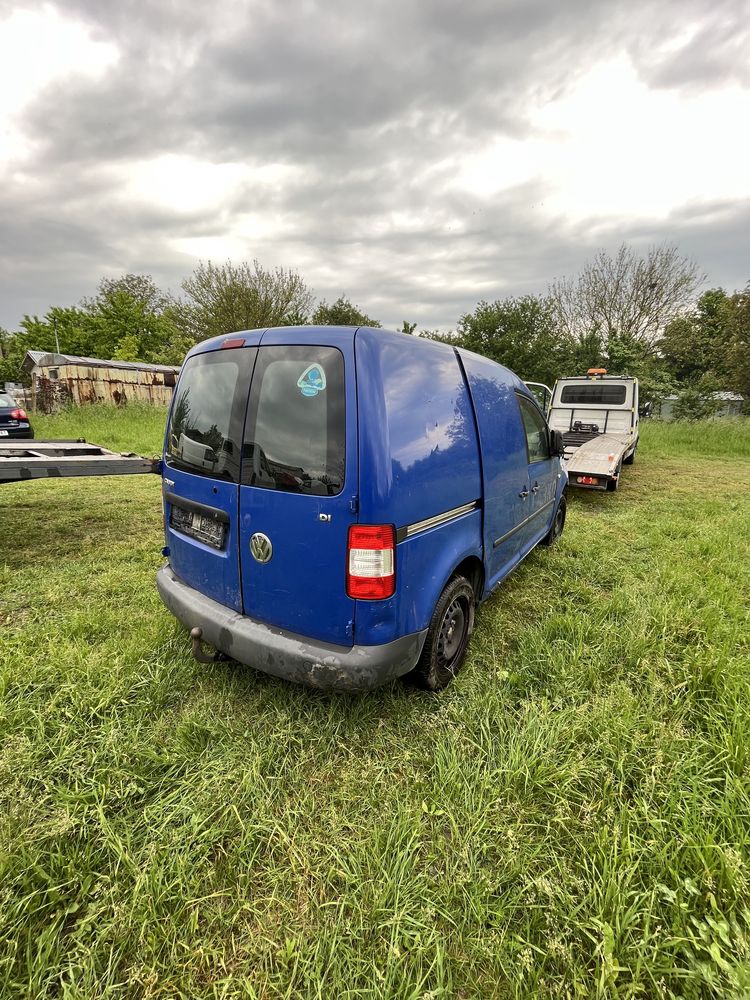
left=436, top=597, right=468, bottom=670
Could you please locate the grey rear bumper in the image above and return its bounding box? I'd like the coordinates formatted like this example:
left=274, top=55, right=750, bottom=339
left=156, top=564, right=427, bottom=691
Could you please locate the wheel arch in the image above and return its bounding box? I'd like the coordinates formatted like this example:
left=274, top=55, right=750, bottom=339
left=450, top=555, right=484, bottom=603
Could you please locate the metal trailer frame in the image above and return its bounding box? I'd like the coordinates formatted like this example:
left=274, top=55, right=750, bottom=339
left=0, top=439, right=161, bottom=484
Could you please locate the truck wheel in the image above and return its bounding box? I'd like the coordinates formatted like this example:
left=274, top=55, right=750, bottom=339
left=623, top=447, right=636, bottom=465
left=411, top=576, right=475, bottom=691
left=541, top=493, right=566, bottom=546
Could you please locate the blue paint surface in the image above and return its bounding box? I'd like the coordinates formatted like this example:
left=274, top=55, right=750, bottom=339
left=162, top=325, right=567, bottom=657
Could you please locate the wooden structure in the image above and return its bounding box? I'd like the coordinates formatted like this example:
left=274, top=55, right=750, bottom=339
left=22, top=351, right=180, bottom=412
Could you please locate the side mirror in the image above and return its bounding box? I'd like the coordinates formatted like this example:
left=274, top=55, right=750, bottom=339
left=639, top=401, right=653, bottom=418
left=550, top=429, right=565, bottom=457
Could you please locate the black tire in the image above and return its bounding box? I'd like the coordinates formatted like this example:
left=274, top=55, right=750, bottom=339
left=410, top=576, right=475, bottom=691
left=623, top=446, right=636, bottom=465
left=541, top=493, right=567, bottom=546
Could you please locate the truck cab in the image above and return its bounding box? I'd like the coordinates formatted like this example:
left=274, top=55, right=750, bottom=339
left=547, top=370, right=639, bottom=491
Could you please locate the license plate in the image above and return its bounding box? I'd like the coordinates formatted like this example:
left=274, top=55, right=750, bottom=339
left=0, top=430, right=8, bottom=436
left=169, top=504, right=225, bottom=549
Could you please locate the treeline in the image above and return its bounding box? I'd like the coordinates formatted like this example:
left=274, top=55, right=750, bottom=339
left=0, top=262, right=385, bottom=386
left=1, top=247, right=748, bottom=415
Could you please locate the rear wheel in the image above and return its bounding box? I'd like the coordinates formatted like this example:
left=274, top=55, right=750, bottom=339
left=410, top=576, right=475, bottom=691
left=541, top=493, right=566, bottom=546
left=623, top=446, right=636, bottom=465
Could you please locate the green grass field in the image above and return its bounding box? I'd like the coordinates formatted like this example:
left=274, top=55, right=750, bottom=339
left=1, top=407, right=749, bottom=999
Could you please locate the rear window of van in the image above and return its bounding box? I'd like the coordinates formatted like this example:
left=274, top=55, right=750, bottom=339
left=560, top=384, right=627, bottom=405
left=166, top=348, right=254, bottom=482
left=242, top=346, right=345, bottom=495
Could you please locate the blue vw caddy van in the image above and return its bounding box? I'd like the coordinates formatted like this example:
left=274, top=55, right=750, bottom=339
left=157, top=326, right=567, bottom=691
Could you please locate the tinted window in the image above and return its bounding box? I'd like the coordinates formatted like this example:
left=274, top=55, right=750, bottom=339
left=166, top=348, right=255, bottom=482
left=242, top=346, right=345, bottom=495
left=560, top=384, right=627, bottom=405
left=518, top=395, right=551, bottom=463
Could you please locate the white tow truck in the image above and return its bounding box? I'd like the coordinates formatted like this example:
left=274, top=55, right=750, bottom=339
left=544, top=369, right=639, bottom=492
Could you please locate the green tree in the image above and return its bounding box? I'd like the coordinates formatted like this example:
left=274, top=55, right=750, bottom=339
left=177, top=260, right=313, bottom=341
left=671, top=374, right=724, bottom=421
left=550, top=243, right=703, bottom=349
left=451, top=295, right=575, bottom=386
left=311, top=296, right=381, bottom=327
left=11, top=275, right=181, bottom=370
left=659, top=288, right=734, bottom=383
left=86, top=274, right=181, bottom=362
left=0, top=307, right=98, bottom=384
left=605, top=332, right=675, bottom=405
left=724, top=283, right=750, bottom=404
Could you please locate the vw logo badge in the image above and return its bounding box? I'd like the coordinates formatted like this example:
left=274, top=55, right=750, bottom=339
left=250, top=532, right=273, bottom=563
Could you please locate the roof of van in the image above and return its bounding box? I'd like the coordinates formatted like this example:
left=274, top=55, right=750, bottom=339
left=184, top=326, right=527, bottom=396
left=187, top=325, right=519, bottom=377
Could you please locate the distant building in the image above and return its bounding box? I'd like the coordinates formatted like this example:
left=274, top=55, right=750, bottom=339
left=22, top=351, right=180, bottom=411
left=657, top=391, right=744, bottom=421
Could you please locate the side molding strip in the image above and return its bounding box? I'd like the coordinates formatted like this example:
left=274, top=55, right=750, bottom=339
left=493, top=498, right=555, bottom=548
left=396, top=500, right=479, bottom=543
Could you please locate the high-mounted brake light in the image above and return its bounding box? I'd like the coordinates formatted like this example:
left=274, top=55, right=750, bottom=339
left=10, top=408, right=27, bottom=420
left=347, top=524, right=395, bottom=599
left=221, top=337, right=245, bottom=349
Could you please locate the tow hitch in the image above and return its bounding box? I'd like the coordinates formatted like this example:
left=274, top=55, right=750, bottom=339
left=190, top=626, right=229, bottom=664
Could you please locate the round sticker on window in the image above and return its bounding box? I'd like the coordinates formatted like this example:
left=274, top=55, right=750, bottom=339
left=297, top=364, right=326, bottom=397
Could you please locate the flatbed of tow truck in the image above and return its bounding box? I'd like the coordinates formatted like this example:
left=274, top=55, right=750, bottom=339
left=0, top=439, right=161, bottom=484
left=563, top=430, right=634, bottom=491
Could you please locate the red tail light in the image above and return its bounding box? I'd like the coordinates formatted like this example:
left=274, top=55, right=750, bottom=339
left=10, top=408, right=27, bottom=420
left=346, top=524, right=395, bottom=599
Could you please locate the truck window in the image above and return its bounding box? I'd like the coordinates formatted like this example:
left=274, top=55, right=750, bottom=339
left=242, top=346, right=345, bottom=496
left=518, top=395, right=550, bottom=463
left=166, top=348, right=254, bottom=482
left=560, top=384, right=627, bottom=405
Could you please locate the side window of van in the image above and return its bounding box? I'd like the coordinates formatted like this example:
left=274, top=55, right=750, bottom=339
left=242, top=346, right=345, bottom=495
left=166, top=348, right=254, bottom=482
left=518, top=394, right=551, bottom=464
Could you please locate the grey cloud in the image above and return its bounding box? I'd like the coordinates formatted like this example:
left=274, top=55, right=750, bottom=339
left=1, top=0, right=749, bottom=331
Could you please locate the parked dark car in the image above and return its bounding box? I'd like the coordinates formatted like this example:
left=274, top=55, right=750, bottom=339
left=0, top=392, right=33, bottom=439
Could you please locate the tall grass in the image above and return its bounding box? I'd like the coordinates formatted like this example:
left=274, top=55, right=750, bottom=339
left=641, top=417, right=750, bottom=459
left=1, top=409, right=749, bottom=998
left=32, top=403, right=167, bottom=457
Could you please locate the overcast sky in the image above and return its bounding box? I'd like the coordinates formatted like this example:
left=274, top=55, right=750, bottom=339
left=1, top=0, right=749, bottom=332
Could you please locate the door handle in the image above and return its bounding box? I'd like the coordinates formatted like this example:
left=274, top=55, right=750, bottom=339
left=531, top=482, right=539, bottom=494
left=519, top=488, right=529, bottom=498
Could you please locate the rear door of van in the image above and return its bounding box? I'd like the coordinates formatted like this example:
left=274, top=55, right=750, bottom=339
left=163, top=339, right=260, bottom=612
left=237, top=329, right=358, bottom=646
